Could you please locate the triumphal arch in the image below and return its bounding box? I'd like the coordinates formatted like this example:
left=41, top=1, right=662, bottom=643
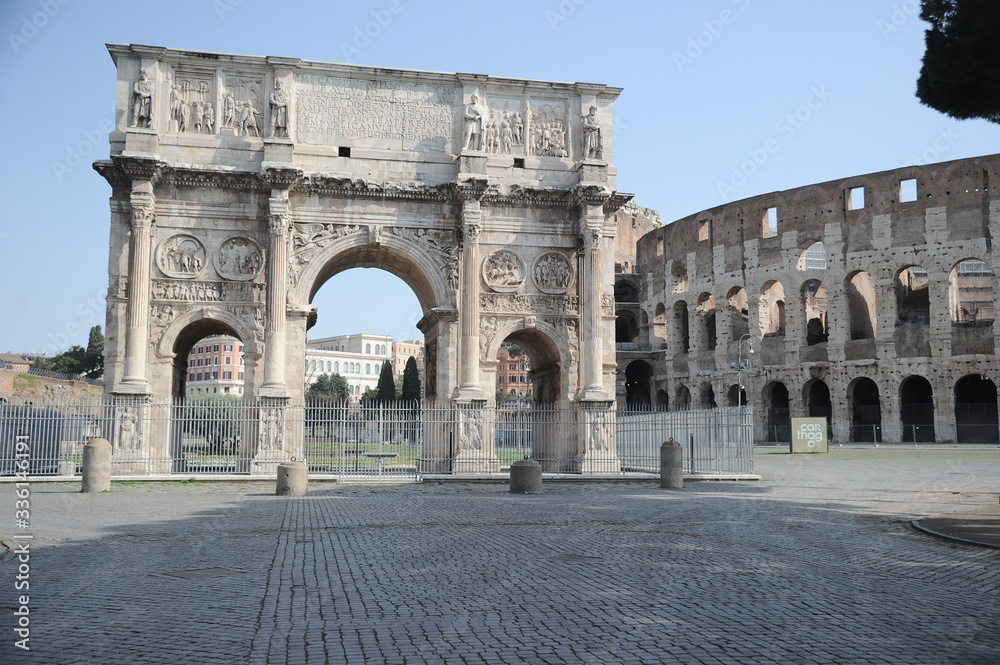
left=95, top=44, right=630, bottom=474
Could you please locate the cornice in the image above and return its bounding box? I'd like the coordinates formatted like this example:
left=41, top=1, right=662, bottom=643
left=299, top=175, right=455, bottom=202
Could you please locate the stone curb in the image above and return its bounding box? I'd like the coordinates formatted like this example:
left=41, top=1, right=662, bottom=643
left=910, top=518, right=1000, bottom=550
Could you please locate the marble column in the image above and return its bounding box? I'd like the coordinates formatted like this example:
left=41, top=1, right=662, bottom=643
left=260, top=196, right=290, bottom=397
left=579, top=222, right=607, bottom=400
left=120, top=187, right=155, bottom=393
left=455, top=200, right=484, bottom=400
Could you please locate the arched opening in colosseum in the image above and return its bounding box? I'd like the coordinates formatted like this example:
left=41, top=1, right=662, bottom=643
left=726, top=383, right=747, bottom=407
left=624, top=360, right=653, bottom=410
left=764, top=382, right=791, bottom=443
left=797, top=241, right=828, bottom=271
left=895, top=266, right=930, bottom=356
left=652, top=303, right=667, bottom=349
left=949, top=259, right=994, bottom=324
left=697, top=293, right=717, bottom=351
left=900, top=376, right=935, bottom=443
left=849, top=377, right=882, bottom=443
left=954, top=374, right=999, bottom=443
left=727, top=287, right=749, bottom=340
left=675, top=385, right=691, bottom=411
left=801, top=279, right=829, bottom=345
left=673, top=301, right=690, bottom=353
left=698, top=383, right=716, bottom=409
left=846, top=271, right=877, bottom=340
left=759, top=281, right=786, bottom=337
left=655, top=389, right=669, bottom=409
left=671, top=261, right=688, bottom=294
left=804, top=379, right=833, bottom=437
left=614, top=280, right=640, bottom=303
left=615, top=309, right=640, bottom=345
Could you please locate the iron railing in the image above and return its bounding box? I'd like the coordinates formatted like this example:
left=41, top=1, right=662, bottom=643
left=0, top=397, right=754, bottom=479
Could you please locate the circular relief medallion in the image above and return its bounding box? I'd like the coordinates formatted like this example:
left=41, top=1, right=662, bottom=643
left=532, top=251, right=575, bottom=294
left=215, top=236, right=264, bottom=281
left=482, top=249, right=526, bottom=293
left=157, top=234, right=206, bottom=279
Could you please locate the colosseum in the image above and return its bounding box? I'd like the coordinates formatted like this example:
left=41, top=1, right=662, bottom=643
left=616, top=153, right=1000, bottom=445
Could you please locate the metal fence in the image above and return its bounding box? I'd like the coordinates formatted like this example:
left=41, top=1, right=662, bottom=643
left=0, top=397, right=753, bottom=479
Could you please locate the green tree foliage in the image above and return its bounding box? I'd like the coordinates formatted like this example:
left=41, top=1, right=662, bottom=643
left=401, top=356, right=421, bottom=402
left=33, top=326, right=105, bottom=377
left=85, top=326, right=104, bottom=378
left=917, top=0, right=1000, bottom=124
left=307, top=373, right=350, bottom=402
left=506, top=343, right=524, bottom=357
left=376, top=360, right=396, bottom=402
left=183, top=393, right=242, bottom=455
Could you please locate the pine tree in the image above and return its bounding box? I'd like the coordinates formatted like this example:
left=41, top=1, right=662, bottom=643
left=401, top=356, right=421, bottom=402
left=376, top=360, right=396, bottom=403
left=917, top=0, right=1000, bottom=124
left=85, top=326, right=104, bottom=378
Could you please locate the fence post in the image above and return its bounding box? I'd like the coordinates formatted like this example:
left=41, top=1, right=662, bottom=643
left=660, top=438, right=683, bottom=489
left=81, top=438, right=112, bottom=493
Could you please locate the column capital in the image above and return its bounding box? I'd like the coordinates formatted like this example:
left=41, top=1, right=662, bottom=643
left=129, top=191, right=155, bottom=229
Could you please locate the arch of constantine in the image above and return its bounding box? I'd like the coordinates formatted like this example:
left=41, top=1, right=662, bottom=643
left=94, top=44, right=631, bottom=473
left=624, top=154, right=1000, bottom=444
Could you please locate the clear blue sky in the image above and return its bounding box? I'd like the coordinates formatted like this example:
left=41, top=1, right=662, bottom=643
left=0, top=0, right=996, bottom=355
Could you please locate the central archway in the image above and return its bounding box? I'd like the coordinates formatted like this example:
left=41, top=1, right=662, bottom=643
left=292, top=234, right=450, bottom=401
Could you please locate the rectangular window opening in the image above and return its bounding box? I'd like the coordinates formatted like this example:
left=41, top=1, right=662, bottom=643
left=338, top=146, right=352, bottom=158
left=513, top=157, right=525, bottom=169
left=698, top=220, right=710, bottom=242
left=847, top=186, right=865, bottom=211
left=900, top=178, right=918, bottom=203
left=763, top=207, right=778, bottom=238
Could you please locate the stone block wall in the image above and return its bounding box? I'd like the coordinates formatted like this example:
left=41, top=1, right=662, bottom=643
left=627, top=154, right=1000, bottom=444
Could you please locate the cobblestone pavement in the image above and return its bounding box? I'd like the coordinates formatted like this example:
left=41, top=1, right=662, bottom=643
left=1, top=448, right=999, bottom=665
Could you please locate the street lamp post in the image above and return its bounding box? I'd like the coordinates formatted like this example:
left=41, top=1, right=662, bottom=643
left=730, top=334, right=755, bottom=406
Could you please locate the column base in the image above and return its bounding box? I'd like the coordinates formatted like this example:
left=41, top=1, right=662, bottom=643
left=115, top=380, right=151, bottom=395
left=454, top=385, right=485, bottom=400
left=258, top=384, right=289, bottom=398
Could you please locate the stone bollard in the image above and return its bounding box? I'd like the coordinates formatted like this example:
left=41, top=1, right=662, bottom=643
left=660, top=438, right=684, bottom=489
left=276, top=459, right=308, bottom=496
left=509, top=458, right=542, bottom=494
left=81, top=438, right=112, bottom=493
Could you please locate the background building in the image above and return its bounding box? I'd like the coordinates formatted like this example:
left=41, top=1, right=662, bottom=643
left=495, top=343, right=532, bottom=398
left=185, top=335, right=245, bottom=396
left=622, top=153, right=1000, bottom=444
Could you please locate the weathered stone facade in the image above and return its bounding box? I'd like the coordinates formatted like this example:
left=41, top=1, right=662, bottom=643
left=94, top=45, right=631, bottom=472
left=628, top=154, right=1000, bottom=444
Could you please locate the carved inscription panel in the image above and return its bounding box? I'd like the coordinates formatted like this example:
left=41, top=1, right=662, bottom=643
left=295, top=75, right=456, bottom=150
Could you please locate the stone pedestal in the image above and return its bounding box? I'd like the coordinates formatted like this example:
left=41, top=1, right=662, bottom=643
left=276, top=460, right=308, bottom=496
left=81, top=438, right=112, bottom=493
left=659, top=438, right=683, bottom=489
left=509, top=458, right=542, bottom=494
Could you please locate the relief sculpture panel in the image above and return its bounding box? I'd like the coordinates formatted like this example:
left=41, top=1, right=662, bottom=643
left=216, top=237, right=264, bottom=281
left=157, top=235, right=206, bottom=279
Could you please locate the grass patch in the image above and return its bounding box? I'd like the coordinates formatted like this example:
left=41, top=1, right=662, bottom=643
left=13, top=373, right=40, bottom=389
